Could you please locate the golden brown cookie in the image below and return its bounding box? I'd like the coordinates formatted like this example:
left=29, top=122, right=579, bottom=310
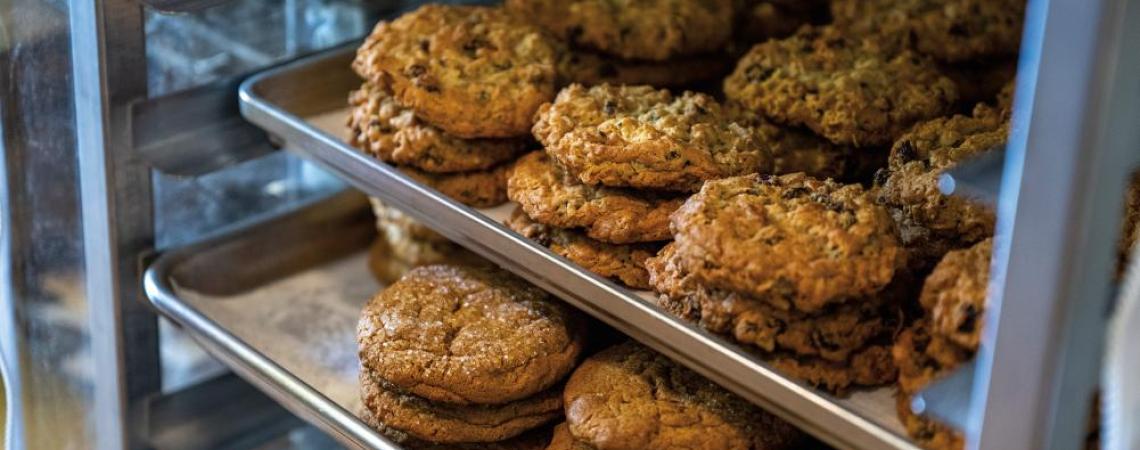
left=873, top=104, right=1003, bottom=267
left=507, top=208, right=660, bottom=289
left=368, top=237, right=415, bottom=285
left=1118, top=172, right=1140, bottom=276
left=765, top=344, right=898, bottom=393
left=534, top=84, right=772, bottom=191
left=507, top=151, right=683, bottom=243
left=360, top=371, right=562, bottom=444
left=647, top=243, right=901, bottom=362
left=348, top=82, right=528, bottom=173
left=937, top=60, right=1017, bottom=112
left=671, top=173, right=906, bottom=313
left=920, top=238, right=992, bottom=353
left=505, top=0, right=734, bottom=61
left=546, top=423, right=595, bottom=450
left=563, top=342, right=804, bottom=450
left=354, top=5, right=557, bottom=138
left=723, top=26, right=958, bottom=147
left=402, top=164, right=510, bottom=208
left=727, top=103, right=857, bottom=180
left=555, top=47, right=730, bottom=89
left=891, top=321, right=971, bottom=396
left=360, top=406, right=555, bottom=450
left=830, top=0, right=1025, bottom=63
left=731, top=0, right=828, bottom=50
left=357, top=265, right=585, bottom=405
left=370, top=197, right=448, bottom=244
left=896, top=394, right=965, bottom=450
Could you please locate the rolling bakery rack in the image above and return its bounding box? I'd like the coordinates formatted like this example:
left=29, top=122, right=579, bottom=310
left=3, top=0, right=1140, bottom=449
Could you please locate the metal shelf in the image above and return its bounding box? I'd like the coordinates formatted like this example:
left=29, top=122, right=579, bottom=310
left=231, top=45, right=919, bottom=450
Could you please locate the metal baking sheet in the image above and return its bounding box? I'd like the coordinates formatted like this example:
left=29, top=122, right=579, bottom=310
left=236, top=45, right=919, bottom=450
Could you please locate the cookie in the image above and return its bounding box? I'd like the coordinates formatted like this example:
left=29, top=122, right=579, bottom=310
left=368, top=237, right=415, bottom=285
left=358, top=265, right=585, bottom=405
left=723, top=26, right=958, bottom=147
left=873, top=104, right=1003, bottom=267
left=1119, top=173, right=1140, bottom=276
left=348, top=82, right=528, bottom=173
left=546, top=423, right=595, bottom=450
left=647, top=243, right=901, bottom=362
left=507, top=151, right=683, bottom=243
left=671, top=173, right=906, bottom=313
left=370, top=197, right=448, bottom=244
left=731, top=0, right=828, bottom=49
left=896, top=394, right=964, bottom=450
left=936, top=59, right=1017, bottom=112
left=765, top=344, right=898, bottom=393
left=555, top=47, right=730, bottom=89
left=830, top=0, right=1024, bottom=63
left=891, top=321, right=971, bottom=396
left=563, top=342, right=803, bottom=450
left=728, top=104, right=857, bottom=180
left=533, top=84, right=772, bottom=191
left=920, top=238, right=992, bottom=352
left=402, top=164, right=510, bottom=208
left=354, top=5, right=557, bottom=138
left=360, top=371, right=562, bottom=444
left=505, top=0, right=734, bottom=61
left=507, top=208, right=660, bottom=289
left=359, top=406, right=555, bottom=450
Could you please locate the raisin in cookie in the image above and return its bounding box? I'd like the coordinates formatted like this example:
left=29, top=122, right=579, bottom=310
left=830, top=0, right=1024, bottom=63
left=874, top=104, right=1003, bottom=267
left=563, top=342, right=803, bottom=450
left=358, top=265, right=584, bottom=405
left=723, top=26, right=958, bottom=147
left=920, top=238, right=992, bottom=352
left=533, top=84, right=772, bottom=191
left=647, top=243, right=901, bottom=362
left=402, top=164, right=510, bottom=208
left=671, top=173, right=906, bottom=313
left=508, top=208, right=660, bottom=289
left=360, top=371, right=562, bottom=444
left=507, top=151, right=683, bottom=243
left=348, top=82, right=527, bottom=173
left=505, top=0, right=734, bottom=61
left=354, top=5, right=557, bottom=138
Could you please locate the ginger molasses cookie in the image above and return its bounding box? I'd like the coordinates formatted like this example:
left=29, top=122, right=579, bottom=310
left=723, top=26, right=958, bottom=147
left=533, top=84, right=772, bottom=191
left=671, top=173, right=906, bottom=313
left=555, top=47, right=730, bottom=89
left=360, top=371, right=562, bottom=444
left=830, top=0, right=1025, bottom=63
left=507, top=207, right=660, bottom=290
left=348, top=82, right=527, bottom=173
left=920, top=238, right=992, bottom=352
left=874, top=105, right=1004, bottom=267
left=357, top=265, right=585, bottom=405
left=647, top=244, right=901, bottom=362
left=358, top=404, right=554, bottom=450
left=563, top=342, right=803, bottom=450
left=507, top=151, right=683, bottom=243
left=546, top=423, right=594, bottom=450
left=402, top=164, right=510, bottom=208
left=354, top=5, right=557, bottom=138
left=505, top=0, right=734, bottom=61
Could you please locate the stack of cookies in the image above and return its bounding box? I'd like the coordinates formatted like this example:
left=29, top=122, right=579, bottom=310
left=357, top=265, right=585, bottom=447
left=892, top=238, right=991, bottom=450
left=647, top=173, right=908, bottom=393
left=349, top=4, right=560, bottom=281
left=552, top=341, right=805, bottom=450
left=504, top=0, right=737, bottom=89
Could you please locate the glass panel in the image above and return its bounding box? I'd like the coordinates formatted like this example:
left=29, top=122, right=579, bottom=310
left=1, top=0, right=95, bottom=448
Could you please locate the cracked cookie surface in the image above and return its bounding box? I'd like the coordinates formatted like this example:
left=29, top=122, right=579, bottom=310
left=723, top=26, right=957, bottom=147
left=534, top=84, right=772, bottom=191
left=671, top=173, right=906, bottom=313
left=354, top=5, right=557, bottom=138
left=360, top=371, right=562, bottom=443
left=505, top=0, right=733, bottom=61
left=357, top=265, right=584, bottom=405
left=348, top=82, right=528, bottom=173
left=555, top=47, right=729, bottom=89
left=507, top=151, right=683, bottom=243
left=563, top=341, right=803, bottom=450
left=401, top=164, right=510, bottom=208
left=507, top=208, right=660, bottom=289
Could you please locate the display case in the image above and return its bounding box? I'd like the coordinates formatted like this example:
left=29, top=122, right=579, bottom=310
left=3, top=0, right=1139, bottom=449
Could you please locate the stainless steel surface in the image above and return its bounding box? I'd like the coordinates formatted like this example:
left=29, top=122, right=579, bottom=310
left=970, top=0, right=1140, bottom=448
left=939, top=148, right=1004, bottom=207
left=133, top=76, right=275, bottom=176
left=145, top=192, right=400, bottom=450
left=238, top=46, right=917, bottom=450
left=70, top=1, right=161, bottom=449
